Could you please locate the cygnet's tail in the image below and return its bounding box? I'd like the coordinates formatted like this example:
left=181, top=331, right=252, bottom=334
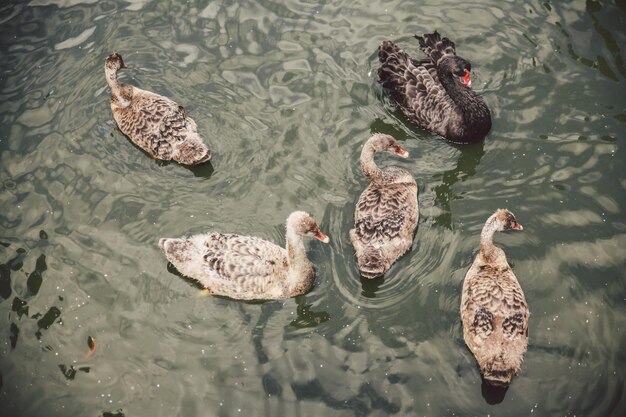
left=159, top=238, right=194, bottom=265
left=357, top=246, right=388, bottom=279
left=173, top=136, right=211, bottom=165
left=481, top=356, right=517, bottom=387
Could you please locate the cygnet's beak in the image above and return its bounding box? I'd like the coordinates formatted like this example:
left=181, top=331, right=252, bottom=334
left=315, top=229, right=330, bottom=243
left=512, top=223, right=523, bottom=231
left=394, top=145, right=409, bottom=158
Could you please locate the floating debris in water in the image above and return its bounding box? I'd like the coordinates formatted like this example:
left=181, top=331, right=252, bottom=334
left=86, top=335, right=96, bottom=358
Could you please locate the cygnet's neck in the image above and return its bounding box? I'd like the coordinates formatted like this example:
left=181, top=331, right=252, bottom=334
left=105, top=65, right=130, bottom=107
left=285, top=221, right=312, bottom=291
left=479, top=213, right=500, bottom=260
left=360, top=142, right=384, bottom=185
left=286, top=216, right=310, bottom=266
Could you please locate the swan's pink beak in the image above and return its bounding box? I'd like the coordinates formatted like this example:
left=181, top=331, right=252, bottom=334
left=315, top=230, right=330, bottom=243
left=394, top=145, right=409, bottom=158
left=512, top=223, right=523, bottom=231
left=461, top=69, right=471, bottom=86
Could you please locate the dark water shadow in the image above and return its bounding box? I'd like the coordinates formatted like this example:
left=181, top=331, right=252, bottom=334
left=291, top=378, right=401, bottom=416
left=289, top=296, right=330, bottom=328
left=183, top=160, right=215, bottom=178
left=262, top=373, right=283, bottom=397
left=432, top=140, right=485, bottom=229
left=252, top=298, right=330, bottom=371
left=154, top=153, right=215, bottom=179
left=481, top=379, right=509, bottom=404
left=585, top=0, right=626, bottom=80
left=165, top=262, right=205, bottom=290
left=359, top=275, right=385, bottom=298
left=58, top=364, right=90, bottom=381
left=102, top=409, right=125, bottom=417
left=251, top=301, right=283, bottom=364
left=1, top=236, right=58, bottom=351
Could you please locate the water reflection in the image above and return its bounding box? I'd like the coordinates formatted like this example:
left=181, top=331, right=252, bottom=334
left=251, top=301, right=283, bottom=364
left=432, top=141, right=485, bottom=229
left=34, top=305, right=60, bottom=339
left=359, top=274, right=385, bottom=298
left=58, top=363, right=90, bottom=380
left=481, top=379, right=508, bottom=405
left=290, top=378, right=401, bottom=416
left=166, top=261, right=203, bottom=290
left=102, top=410, right=126, bottom=417
left=184, top=159, right=215, bottom=178
left=289, top=298, right=330, bottom=328
left=261, top=372, right=283, bottom=397
left=1, top=233, right=55, bottom=352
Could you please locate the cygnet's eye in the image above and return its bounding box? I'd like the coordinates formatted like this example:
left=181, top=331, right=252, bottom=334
left=301, top=218, right=316, bottom=235
left=505, top=213, right=523, bottom=231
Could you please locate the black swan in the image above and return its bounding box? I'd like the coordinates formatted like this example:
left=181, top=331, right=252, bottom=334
left=378, top=32, right=491, bottom=143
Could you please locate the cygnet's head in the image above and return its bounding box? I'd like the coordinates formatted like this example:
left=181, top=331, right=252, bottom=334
left=492, top=209, right=523, bottom=232
left=367, top=134, right=409, bottom=158
left=105, top=53, right=127, bottom=71
left=287, top=211, right=330, bottom=243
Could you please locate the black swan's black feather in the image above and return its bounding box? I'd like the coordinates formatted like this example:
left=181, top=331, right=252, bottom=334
left=378, top=31, right=491, bottom=144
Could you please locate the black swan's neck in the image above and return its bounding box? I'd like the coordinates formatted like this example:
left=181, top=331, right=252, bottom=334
left=438, top=69, right=491, bottom=141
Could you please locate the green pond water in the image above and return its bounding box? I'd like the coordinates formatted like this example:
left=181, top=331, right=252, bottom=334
left=1, top=0, right=625, bottom=416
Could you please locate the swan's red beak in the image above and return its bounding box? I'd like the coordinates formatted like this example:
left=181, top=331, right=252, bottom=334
left=512, top=223, right=523, bottom=231
left=394, top=145, right=409, bottom=158
left=461, top=69, right=471, bottom=86
left=315, top=230, right=330, bottom=243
